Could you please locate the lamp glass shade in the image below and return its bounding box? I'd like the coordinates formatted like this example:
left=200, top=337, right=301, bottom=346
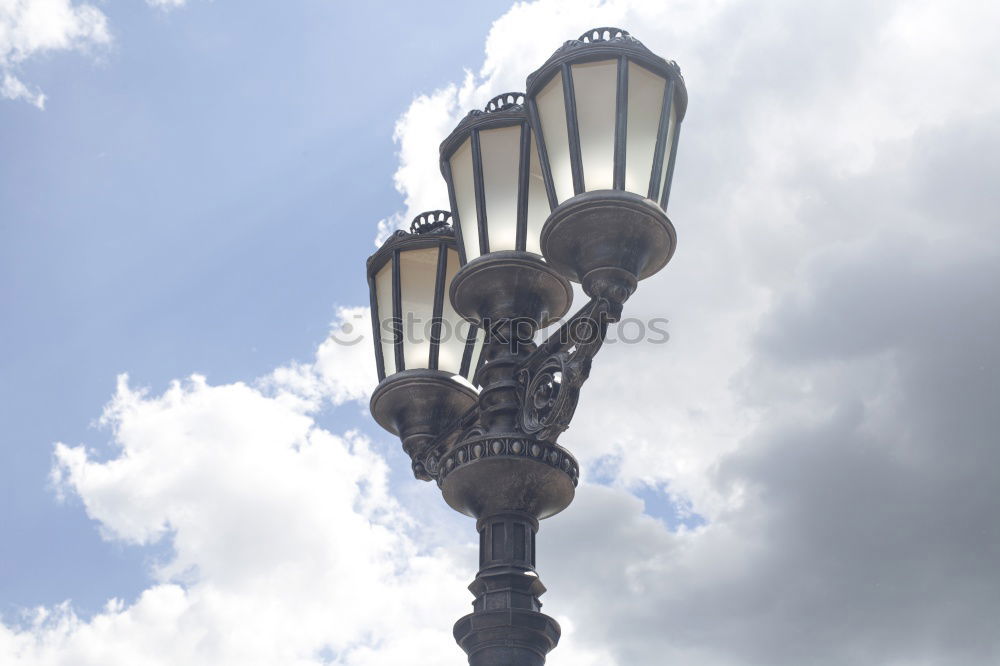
left=374, top=261, right=396, bottom=376
left=624, top=61, right=667, bottom=194
left=572, top=59, right=617, bottom=191
left=525, top=28, right=687, bottom=210
left=448, top=139, right=480, bottom=263
left=440, top=95, right=552, bottom=264
left=525, top=138, right=549, bottom=255
left=439, top=249, right=471, bottom=374
left=399, top=247, right=439, bottom=371
left=656, top=99, right=679, bottom=207
left=534, top=71, right=573, bottom=204
left=479, top=124, right=521, bottom=252
left=367, top=213, right=485, bottom=384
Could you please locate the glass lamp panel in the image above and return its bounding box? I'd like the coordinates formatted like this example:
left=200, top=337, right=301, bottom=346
left=449, top=138, right=480, bottom=262
left=572, top=59, right=618, bottom=192
left=535, top=71, right=574, bottom=204
left=657, top=94, right=678, bottom=207
left=479, top=124, right=522, bottom=252
left=375, top=261, right=396, bottom=376
left=625, top=61, right=667, bottom=196
left=525, top=135, right=549, bottom=255
left=399, top=246, right=439, bottom=370
left=438, top=247, right=467, bottom=375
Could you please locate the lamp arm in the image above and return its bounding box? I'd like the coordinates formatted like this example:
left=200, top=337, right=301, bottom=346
left=513, top=295, right=614, bottom=442
left=421, top=291, right=626, bottom=477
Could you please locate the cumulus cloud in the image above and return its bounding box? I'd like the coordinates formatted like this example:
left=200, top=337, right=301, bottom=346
left=0, top=311, right=621, bottom=665
left=4, top=0, right=1000, bottom=664
left=27, top=375, right=468, bottom=665
left=0, top=0, right=196, bottom=108
left=1, top=310, right=472, bottom=664
left=0, top=0, right=111, bottom=107
left=265, top=307, right=378, bottom=411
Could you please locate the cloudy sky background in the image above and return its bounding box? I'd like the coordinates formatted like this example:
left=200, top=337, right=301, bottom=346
left=2, top=0, right=999, bottom=664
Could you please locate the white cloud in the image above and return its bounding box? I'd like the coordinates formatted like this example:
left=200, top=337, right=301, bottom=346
left=1, top=70, right=44, bottom=106
left=21, top=373, right=470, bottom=665
left=0, top=0, right=198, bottom=108
left=145, top=0, right=186, bottom=8
left=0, top=0, right=111, bottom=108
left=265, top=307, right=377, bottom=411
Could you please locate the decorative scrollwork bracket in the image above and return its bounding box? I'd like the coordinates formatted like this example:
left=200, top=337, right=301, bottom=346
left=516, top=297, right=615, bottom=442
left=517, top=351, right=587, bottom=442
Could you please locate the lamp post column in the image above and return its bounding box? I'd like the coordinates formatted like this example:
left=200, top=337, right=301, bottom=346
left=454, top=511, right=556, bottom=666
left=447, top=319, right=563, bottom=665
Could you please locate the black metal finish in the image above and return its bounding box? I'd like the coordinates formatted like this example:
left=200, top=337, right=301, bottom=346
left=367, top=271, right=386, bottom=380
left=540, top=189, right=677, bottom=284
left=453, top=512, right=560, bottom=666
left=411, top=209, right=452, bottom=234
left=486, top=91, right=525, bottom=112
left=613, top=55, right=629, bottom=191
left=449, top=251, right=572, bottom=330
left=370, top=369, right=478, bottom=481
left=516, top=118, right=532, bottom=251
left=459, top=324, right=479, bottom=378
left=366, top=28, right=687, bottom=665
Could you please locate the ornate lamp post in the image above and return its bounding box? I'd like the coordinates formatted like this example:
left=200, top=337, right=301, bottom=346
left=367, top=28, right=686, bottom=665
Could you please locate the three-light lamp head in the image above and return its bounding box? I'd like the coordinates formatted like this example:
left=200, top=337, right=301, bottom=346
left=367, top=27, right=686, bottom=479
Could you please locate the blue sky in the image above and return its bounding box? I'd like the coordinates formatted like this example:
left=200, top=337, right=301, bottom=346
left=1, top=0, right=513, bottom=616
left=2, top=1, right=1000, bottom=664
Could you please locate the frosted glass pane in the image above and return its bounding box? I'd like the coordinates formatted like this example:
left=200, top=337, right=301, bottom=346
left=438, top=248, right=467, bottom=375
left=525, top=135, right=549, bottom=255
left=399, top=247, right=439, bottom=370
left=625, top=62, right=667, bottom=196
left=375, top=262, right=396, bottom=377
left=480, top=124, right=521, bottom=252
left=572, top=59, right=617, bottom=191
left=449, top=138, right=480, bottom=262
left=658, top=94, right=678, bottom=206
left=536, top=72, right=573, bottom=204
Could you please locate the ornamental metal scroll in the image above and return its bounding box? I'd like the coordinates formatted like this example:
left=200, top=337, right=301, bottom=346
left=516, top=298, right=613, bottom=442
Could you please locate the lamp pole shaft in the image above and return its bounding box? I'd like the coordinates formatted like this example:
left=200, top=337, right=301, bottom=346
left=452, top=330, right=562, bottom=665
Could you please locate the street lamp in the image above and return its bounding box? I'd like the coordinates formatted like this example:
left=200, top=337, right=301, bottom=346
left=367, top=210, right=485, bottom=481
left=366, top=28, right=686, bottom=665
left=526, top=26, right=686, bottom=296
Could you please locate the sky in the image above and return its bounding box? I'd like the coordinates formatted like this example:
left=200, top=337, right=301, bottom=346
left=1, top=0, right=999, bottom=664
